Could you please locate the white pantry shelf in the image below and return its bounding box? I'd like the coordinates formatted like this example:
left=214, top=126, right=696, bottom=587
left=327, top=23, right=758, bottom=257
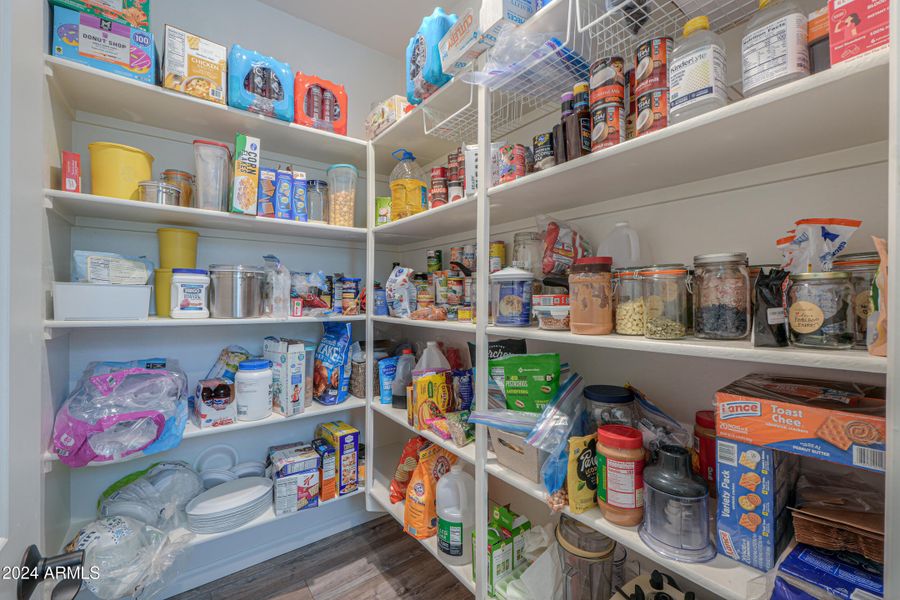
left=374, top=195, right=477, bottom=244
left=487, top=326, right=887, bottom=374
left=371, top=401, right=476, bottom=465
left=372, top=315, right=476, bottom=334
left=45, top=56, right=368, bottom=167
left=488, top=49, right=889, bottom=226
left=44, top=314, right=365, bottom=333
left=45, top=190, right=368, bottom=242
left=46, top=397, right=367, bottom=464
left=485, top=459, right=758, bottom=600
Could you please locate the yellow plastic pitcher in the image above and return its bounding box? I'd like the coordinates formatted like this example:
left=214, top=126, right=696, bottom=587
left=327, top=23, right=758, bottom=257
left=157, top=228, right=198, bottom=269
left=154, top=268, right=173, bottom=317
left=89, top=142, right=154, bottom=200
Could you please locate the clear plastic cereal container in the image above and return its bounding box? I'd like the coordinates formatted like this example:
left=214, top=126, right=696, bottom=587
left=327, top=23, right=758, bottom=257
left=326, top=164, right=357, bottom=227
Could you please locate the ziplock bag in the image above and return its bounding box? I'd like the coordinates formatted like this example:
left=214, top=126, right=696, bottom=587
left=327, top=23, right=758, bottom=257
left=263, top=254, right=291, bottom=318
left=788, top=218, right=862, bottom=273
left=72, top=250, right=154, bottom=285
left=526, top=372, right=585, bottom=452
left=628, top=384, right=690, bottom=457
left=467, top=409, right=540, bottom=435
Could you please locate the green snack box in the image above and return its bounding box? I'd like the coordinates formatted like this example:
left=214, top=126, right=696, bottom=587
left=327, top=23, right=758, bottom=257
left=492, top=505, right=532, bottom=568
left=489, top=353, right=560, bottom=413
left=49, top=0, right=150, bottom=30
left=473, top=526, right=512, bottom=597
left=375, top=196, right=392, bottom=226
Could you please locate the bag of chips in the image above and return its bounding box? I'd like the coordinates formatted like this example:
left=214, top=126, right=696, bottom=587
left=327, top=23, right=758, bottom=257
left=404, top=443, right=457, bottom=539
left=567, top=433, right=598, bottom=514
left=390, top=437, right=428, bottom=504
left=538, top=214, right=591, bottom=276
left=412, top=370, right=453, bottom=430
left=489, top=353, right=561, bottom=413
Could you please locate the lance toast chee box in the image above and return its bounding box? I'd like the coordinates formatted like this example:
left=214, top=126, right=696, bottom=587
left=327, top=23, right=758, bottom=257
left=715, top=374, right=886, bottom=473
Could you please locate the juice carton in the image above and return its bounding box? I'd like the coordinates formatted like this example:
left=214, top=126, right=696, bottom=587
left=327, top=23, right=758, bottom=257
left=315, top=421, right=359, bottom=495
left=229, top=133, right=260, bottom=215
left=263, top=337, right=306, bottom=417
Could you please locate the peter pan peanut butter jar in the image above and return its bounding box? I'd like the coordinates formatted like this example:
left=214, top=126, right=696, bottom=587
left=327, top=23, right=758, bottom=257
left=596, top=424, right=645, bottom=526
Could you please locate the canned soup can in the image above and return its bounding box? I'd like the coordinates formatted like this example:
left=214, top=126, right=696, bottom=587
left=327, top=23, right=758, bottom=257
left=635, top=88, right=668, bottom=137
left=591, top=103, right=625, bottom=152
left=490, top=241, right=506, bottom=273
left=634, top=37, right=672, bottom=97
left=590, top=56, right=626, bottom=106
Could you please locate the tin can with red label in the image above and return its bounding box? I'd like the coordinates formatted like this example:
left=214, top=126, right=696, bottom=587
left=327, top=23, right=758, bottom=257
left=634, top=36, right=672, bottom=97
left=591, top=103, right=625, bottom=152
left=590, top=56, right=626, bottom=107
left=431, top=166, right=447, bottom=181
left=626, top=66, right=637, bottom=140
left=499, top=144, right=526, bottom=184
left=635, top=88, right=668, bottom=137
left=429, top=177, right=449, bottom=208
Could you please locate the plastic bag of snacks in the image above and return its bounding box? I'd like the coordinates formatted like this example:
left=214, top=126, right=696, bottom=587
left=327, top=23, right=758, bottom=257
left=313, top=322, right=352, bottom=405
left=404, top=443, right=457, bottom=539
left=490, top=353, right=561, bottom=413
left=537, top=214, right=592, bottom=276
left=445, top=411, right=475, bottom=447
left=867, top=237, right=887, bottom=356
left=390, top=437, right=428, bottom=503
left=386, top=266, right=417, bottom=318
left=291, top=271, right=332, bottom=317
left=263, top=254, right=291, bottom=318
left=787, top=218, right=862, bottom=273
left=753, top=268, right=790, bottom=348
left=567, top=433, right=598, bottom=514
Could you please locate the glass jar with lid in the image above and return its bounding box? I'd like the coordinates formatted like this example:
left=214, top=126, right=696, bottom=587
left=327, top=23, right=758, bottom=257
left=640, top=266, right=689, bottom=340
left=833, top=252, right=880, bottom=348
left=787, top=272, right=854, bottom=349
left=513, top=231, right=543, bottom=281
left=692, top=252, right=750, bottom=340
left=307, top=180, right=329, bottom=224
left=569, top=257, right=614, bottom=335
left=613, top=267, right=645, bottom=335
left=160, top=169, right=194, bottom=208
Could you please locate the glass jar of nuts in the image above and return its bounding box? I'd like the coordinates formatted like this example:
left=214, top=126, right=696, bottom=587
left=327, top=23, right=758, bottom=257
left=613, top=267, right=645, bottom=335
left=640, top=266, right=690, bottom=340
left=326, top=163, right=358, bottom=227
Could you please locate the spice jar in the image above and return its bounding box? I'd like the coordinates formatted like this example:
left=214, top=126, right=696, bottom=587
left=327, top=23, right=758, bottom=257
left=569, top=257, right=614, bottom=335
left=690, top=410, right=716, bottom=497
left=160, top=169, right=194, bottom=208
left=613, top=267, right=645, bottom=335
left=640, top=266, right=689, bottom=339
left=833, top=252, right=880, bottom=348
left=597, top=425, right=644, bottom=527
left=692, top=252, right=750, bottom=340
left=787, top=272, right=854, bottom=349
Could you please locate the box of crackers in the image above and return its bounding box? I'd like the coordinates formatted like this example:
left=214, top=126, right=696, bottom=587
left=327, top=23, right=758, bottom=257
left=315, top=421, right=359, bottom=496
left=716, top=439, right=800, bottom=571
left=716, top=374, right=886, bottom=473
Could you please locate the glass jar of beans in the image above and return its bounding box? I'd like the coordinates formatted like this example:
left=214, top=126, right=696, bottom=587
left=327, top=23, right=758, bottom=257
left=692, top=253, right=750, bottom=340
left=613, top=267, right=645, bottom=335
left=640, top=266, right=690, bottom=340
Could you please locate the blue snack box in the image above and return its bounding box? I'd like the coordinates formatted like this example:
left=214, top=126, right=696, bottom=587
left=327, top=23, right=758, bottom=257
left=716, top=439, right=799, bottom=571
left=228, top=44, right=294, bottom=122
left=257, top=167, right=277, bottom=217
left=777, top=544, right=883, bottom=600
left=291, top=172, right=308, bottom=222
left=51, top=6, right=155, bottom=84
left=273, top=169, right=293, bottom=220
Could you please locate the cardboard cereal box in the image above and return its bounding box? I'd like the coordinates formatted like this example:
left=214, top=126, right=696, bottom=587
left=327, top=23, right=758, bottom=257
left=312, top=437, right=336, bottom=502
left=163, top=26, right=227, bottom=105
left=315, top=421, right=359, bottom=495
left=829, top=0, right=889, bottom=66
left=50, top=0, right=149, bottom=30
left=230, top=133, right=261, bottom=215
left=267, top=442, right=320, bottom=515
left=716, top=439, right=800, bottom=571
left=715, top=374, right=886, bottom=473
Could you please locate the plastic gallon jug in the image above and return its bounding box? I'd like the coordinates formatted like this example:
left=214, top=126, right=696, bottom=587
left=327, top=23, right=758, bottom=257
left=741, top=0, right=809, bottom=97
left=406, top=7, right=457, bottom=104
left=415, top=341, right=450, bottom=372
left=669, top=16, right=727, bottom=125
left=597, top=222, right=641, bottom=268
left=390, top=149, right=427, bottom=220
left=436, top=464, right=474, bottom=566
left=391, top=348, right=416, bottom=409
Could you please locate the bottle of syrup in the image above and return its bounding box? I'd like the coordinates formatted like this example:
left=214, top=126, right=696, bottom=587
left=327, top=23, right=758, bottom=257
left=554, top=92, right=573, bottom=165
left=565, top=82, right=591, bottom=160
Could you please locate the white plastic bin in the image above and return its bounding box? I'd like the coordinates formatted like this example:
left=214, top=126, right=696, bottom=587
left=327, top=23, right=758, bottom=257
left=52, top=282, right=151, bottom=321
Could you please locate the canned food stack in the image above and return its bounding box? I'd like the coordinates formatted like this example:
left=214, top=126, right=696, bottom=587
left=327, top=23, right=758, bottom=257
left=634, top=36, right=672, bottom=138
left=589, top=56, right=627, bottom=152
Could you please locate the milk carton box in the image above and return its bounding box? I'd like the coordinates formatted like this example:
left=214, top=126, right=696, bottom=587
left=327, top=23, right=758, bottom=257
left=263, top=337, right=306, bottom=417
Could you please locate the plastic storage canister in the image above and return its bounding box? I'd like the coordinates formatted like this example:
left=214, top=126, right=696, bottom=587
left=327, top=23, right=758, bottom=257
left=157, top=228, right=198, bottom=269
left=833, top=252, right=880, bottom=348
left=235, top=359, right=273, bottom=421
left=170, top=268, right=209, bottom=319
left=569, top=257, right=614, bottom=335
left=436, top=464, right=475, bottom=566
left=787, top=272, right=854, bottom=349
left=306, top=180, right=329, bottom=223
left=692, top=252, right=750, bottom=340
left=584, top=385, right=636, bottom=427
left=614, top=267, right=646, bottom=335
left=88, top=142, right=154, bottom=200
left=556, top=514, right=616, bottom=600
left=639, top=445, right=716, bottom=563
left=741, top=0, right=809, bottom=97
left=160, top=169, right=194, bottom=207
left=327, top=164, right=357, bottom=227
left=513, top=232, right=543, bottom=282
left=691, top=410, right=716, bottom=497
left=640, top=266, right=689, bottom=339
left=669, top=16, right=727, bottom=124
left=490, top=267, right=534, bottom=327
left=596, top=425, right=644, bottom=526
left=193, top=139, right=232, bottom=211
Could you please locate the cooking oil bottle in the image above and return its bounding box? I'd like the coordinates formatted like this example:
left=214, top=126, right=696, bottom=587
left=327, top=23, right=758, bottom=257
left=669, top=16, right=727, bottom=124
left=741, top=0, right=809, bottom=97
left=389, top=148, right=427, bottom=220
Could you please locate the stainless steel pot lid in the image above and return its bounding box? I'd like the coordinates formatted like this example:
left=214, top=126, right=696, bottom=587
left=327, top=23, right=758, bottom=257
left=209, top=265, right=265, bottom=274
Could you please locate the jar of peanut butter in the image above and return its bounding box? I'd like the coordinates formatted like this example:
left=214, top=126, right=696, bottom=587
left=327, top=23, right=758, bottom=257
left=597, top=424, right=645, bottom=526
left=569, top=257, right=614, bottom=335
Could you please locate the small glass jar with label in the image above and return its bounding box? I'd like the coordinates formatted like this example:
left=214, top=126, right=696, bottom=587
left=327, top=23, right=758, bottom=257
left=640, top=266, right=690, bottom=339
left=833, top=252, right=880, bottom=348
left=787, top=272, right=854, bottom=349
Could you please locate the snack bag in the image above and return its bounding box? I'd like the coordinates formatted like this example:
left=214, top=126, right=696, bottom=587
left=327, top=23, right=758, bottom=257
left=291, top=271, right=332, bottom=317
left=390, top=437, right=428, bottom=503
left=452, top=369, right=474, bottom=411
left=489, top=353, right=561, bottom=413
left=206, top=345, right=252, bottom=382
left=538, top=214, right=592, bottom=276
left=386, top=266, right=417, bottom=318
left=567, top=433, right=598, bottom=514
left=313, top=322, right=351, bottom=405
left=404, top=443, right=457, bottom=539
left=788, top=218, right=862, bottom=273
left=412, top=369, right=453, bottom=429
left=753, top=268, right=790, bottom=347
left=867, top=236, right=887, bottom=356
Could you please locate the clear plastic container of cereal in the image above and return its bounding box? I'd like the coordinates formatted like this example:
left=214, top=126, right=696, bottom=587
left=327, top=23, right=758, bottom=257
left=533, top=305, right=571, bottom=330
left=640, top=266, right=690, bottom=340
left=326, top=164, right=357, bottom=227
left=613, top=267, right=646, bottom=335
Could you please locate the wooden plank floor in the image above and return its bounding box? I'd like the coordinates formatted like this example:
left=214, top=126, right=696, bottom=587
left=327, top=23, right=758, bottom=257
left=171, top=515, right=474, bottom=600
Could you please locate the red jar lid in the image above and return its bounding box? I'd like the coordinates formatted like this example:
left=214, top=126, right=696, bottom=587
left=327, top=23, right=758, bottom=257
left=572, top=256, right=613, bottom=274
left=597, top=424, right=643, bottom=449
left=695, top=410, right=715, bottom=429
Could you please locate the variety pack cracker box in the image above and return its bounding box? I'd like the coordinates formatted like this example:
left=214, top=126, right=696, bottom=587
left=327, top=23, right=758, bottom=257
left=50, top=0, right=150, bottom=30
left=315, top=421, right=359, bottom=495
left=716, top=439, right=799, bottom=571
left=51, top=5, right=155, bottom=84
left=715, top=374, right=886, bottom=473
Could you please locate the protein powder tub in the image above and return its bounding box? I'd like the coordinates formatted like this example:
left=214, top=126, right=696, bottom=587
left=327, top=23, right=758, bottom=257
left=235, top=359, right=273, bottom=422
left=741, top=0, right=809, bottom=97
left=569, top=257, right=614, bottom=335
left=597, top=425, right=645, bottom=527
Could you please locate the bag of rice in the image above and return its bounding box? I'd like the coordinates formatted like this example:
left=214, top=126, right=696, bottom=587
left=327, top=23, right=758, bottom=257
left=404, top=443, right=457, bottom=539
left=567, top=433, right=598, bottom=514
left=390, top=437, right=428, bottom=504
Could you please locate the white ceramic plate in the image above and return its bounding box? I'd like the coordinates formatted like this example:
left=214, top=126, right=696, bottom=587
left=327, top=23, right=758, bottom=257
left=231, top=461, right=266, bottom=478
left=194, top=444, right=239, bottom=473
left=200, top=468, right=237, bottom=490
left=101, top=500, right=159, bottom=525
left=186, top=477, right=272, bottom=517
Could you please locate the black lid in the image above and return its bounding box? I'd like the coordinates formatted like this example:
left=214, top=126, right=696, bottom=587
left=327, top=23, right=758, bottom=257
left=583, top=385, right=633, bottom=404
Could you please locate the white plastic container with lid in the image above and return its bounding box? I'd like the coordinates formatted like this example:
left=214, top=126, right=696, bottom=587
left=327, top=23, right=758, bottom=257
left=669, top=16, right=727, bottom=124
left=415, top=341, right=450, bottom=372
left=193, top=139, right=232, bottom=211
left=170, top=268, right=210, bottom=319
left=235, top=359, right=273, bottom=422
left=741, top=0, right=809, bottom=97
left=436, top=464, right=475, bottom=566
left=490, top=266, right=535, bottom=327
left=596, top=222, right=641, bottom=268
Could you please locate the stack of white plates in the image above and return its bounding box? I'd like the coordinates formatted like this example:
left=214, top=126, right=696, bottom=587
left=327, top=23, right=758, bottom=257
left=185, top=477, right=273, bottom=534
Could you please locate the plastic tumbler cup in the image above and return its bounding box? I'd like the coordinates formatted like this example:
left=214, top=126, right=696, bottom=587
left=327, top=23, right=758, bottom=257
left=193, top=139, right=231, bottom=211
left=157, top=227, right=198, bottom=269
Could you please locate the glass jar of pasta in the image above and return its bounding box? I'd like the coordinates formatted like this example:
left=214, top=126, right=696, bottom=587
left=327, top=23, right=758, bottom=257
left=613, top=267, right=645, bottom=335
left=692, top=252, right=750, bottom=340
left=787, top=272, right=854, bottom=349
left=640, top=266, right=690, bottom=340
left=833, top=252, right=880, bottom=348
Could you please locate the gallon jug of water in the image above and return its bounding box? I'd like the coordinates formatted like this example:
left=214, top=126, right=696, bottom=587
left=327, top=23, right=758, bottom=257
left=597, top=221, right=641, bottom=268
left=436, top=464, right=475, bottom=566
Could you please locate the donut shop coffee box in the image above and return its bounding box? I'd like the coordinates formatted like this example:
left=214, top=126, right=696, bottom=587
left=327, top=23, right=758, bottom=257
left=49, top=0, right=150, bottom=31
left=312, top=438, right=336, bottom=502
left=263, top=337, right=307, bottom=417
left=315, top=421, right=359, bottom=495
left=51, top=5, right=155, bottom=84
left=716, top=439, right=800, bottom=571
left=267, top=442, right=320, bottom=515
left=828, top=0, right=889, bottom=66
left=715, top=374, right=886, bottom=472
